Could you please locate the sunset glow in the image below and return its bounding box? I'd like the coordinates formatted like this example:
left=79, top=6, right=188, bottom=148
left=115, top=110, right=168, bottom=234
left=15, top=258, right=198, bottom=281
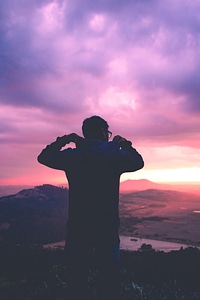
left=121, top=167, right=200, bottom=184
left=1, top=0, right=200, bottom=186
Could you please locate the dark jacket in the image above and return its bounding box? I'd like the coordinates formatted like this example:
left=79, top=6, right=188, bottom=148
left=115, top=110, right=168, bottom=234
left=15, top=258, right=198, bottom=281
left=38, top=139, right=144, bottom=245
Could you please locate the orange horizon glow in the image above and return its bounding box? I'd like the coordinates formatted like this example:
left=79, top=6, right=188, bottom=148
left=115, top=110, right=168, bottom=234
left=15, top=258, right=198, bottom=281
left=1, top=167, right=200, bottom=187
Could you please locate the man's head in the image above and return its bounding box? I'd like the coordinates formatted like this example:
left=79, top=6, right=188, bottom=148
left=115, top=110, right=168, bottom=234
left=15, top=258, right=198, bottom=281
left=82, top=116, right=112, bottom=141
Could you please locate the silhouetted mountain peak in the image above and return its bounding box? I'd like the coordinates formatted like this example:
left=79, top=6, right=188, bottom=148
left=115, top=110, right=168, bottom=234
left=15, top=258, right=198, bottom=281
left=120, top=179, right=200, bottom=193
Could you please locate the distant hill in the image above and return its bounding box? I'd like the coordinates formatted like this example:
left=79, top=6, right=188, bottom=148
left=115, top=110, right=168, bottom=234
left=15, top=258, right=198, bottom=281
left=0, top=185, right=34, bottom=197
left=120, top=179, right=200, bottom=194
left=0, top=185, right=68, bottom=246
left=120, top=179, right=163, bottom=192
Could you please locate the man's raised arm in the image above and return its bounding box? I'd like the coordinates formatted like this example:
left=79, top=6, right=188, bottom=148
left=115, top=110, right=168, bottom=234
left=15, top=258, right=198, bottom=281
left=113, top=135, right=144, bottom=172
left=37, top=133, right=83, bottom=170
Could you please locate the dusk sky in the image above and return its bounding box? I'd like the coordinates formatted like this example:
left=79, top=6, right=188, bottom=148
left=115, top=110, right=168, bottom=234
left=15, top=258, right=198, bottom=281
left=1, top=0, right=200, bottom=185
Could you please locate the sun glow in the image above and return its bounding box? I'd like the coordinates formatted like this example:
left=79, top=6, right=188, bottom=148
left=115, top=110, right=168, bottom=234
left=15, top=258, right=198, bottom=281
left=121, top=167, right=200, bottom=183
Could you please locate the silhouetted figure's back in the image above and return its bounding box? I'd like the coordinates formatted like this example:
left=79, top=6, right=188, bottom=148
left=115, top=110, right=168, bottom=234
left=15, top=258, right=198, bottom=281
left=38, top=116, right=144, bottom=300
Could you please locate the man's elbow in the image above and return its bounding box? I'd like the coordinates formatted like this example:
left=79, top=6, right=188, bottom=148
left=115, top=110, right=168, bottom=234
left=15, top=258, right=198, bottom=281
left=37, top=151, right=58, bottom=169
left=135, top=157, right=144, bottom=171
left=139, top=158, right=144, bottom=170
left=37, top=152, right=46, bottom=165
left=37, top=154, right=43, bottom=165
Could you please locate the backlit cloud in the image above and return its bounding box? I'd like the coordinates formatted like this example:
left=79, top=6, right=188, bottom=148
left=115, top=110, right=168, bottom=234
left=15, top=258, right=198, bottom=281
left=1, top=0, right=200, bottom=184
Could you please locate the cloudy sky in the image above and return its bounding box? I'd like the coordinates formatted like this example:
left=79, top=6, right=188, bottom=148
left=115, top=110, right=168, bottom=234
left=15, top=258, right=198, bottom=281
left=1, top=0, right=200, bottom=185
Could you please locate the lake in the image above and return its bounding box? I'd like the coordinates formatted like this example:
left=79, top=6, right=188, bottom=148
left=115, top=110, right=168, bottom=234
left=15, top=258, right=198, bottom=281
left=120, top=236, right=199, bottom=252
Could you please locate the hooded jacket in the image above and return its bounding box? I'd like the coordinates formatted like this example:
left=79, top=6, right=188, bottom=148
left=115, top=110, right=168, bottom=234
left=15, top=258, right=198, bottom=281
left=38, top=138, right=144, bottom=245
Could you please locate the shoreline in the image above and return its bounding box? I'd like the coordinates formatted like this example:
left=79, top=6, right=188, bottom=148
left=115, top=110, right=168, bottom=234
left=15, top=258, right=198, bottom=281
left=124, top=234, right=200, bottom=248
left=43, top=235, right=200, bottom=251
left=120, top=235, right=200, bottom=252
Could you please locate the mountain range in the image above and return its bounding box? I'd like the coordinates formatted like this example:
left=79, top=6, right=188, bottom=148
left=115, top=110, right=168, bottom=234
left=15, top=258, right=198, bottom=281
left=0, top=182, right=200, bottom=247
left=0, top=179, right=199, bottom=198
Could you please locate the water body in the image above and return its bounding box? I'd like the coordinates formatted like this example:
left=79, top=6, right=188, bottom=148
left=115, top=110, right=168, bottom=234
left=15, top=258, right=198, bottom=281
left=120, top=236, right=199, bottom=252
left=44, top=236, right=199, bottom=253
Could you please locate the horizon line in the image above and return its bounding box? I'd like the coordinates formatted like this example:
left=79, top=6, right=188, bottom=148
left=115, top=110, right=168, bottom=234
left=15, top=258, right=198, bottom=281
left=0, top=179, right=200, bottom=187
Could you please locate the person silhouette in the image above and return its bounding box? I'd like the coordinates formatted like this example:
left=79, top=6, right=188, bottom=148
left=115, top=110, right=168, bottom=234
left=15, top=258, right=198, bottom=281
left=37, top=116, right=144, bottom=300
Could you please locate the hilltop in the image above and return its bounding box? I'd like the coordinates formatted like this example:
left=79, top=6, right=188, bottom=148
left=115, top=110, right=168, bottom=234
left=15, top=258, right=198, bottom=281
left=0, top=184, right=68, bottom=246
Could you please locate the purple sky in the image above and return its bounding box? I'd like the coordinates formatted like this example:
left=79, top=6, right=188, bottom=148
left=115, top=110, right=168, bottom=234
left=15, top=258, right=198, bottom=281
left=1, top=0, right=200, bottom=185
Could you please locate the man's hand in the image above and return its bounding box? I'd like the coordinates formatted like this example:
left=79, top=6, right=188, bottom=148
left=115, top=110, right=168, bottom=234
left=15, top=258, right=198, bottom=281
left=113, top=135, right=126, bottom=144
left=56, top=133, right=84, bottom=147
left=113, top=135, right=132, bottom=148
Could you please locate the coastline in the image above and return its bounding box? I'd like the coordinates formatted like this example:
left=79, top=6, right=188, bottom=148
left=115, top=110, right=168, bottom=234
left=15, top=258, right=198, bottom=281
left=126, top=234, right=200, bottom=248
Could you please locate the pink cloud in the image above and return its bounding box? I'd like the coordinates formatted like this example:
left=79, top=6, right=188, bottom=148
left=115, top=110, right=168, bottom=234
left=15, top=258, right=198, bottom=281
left=1, top=0, right=200, bottom=184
